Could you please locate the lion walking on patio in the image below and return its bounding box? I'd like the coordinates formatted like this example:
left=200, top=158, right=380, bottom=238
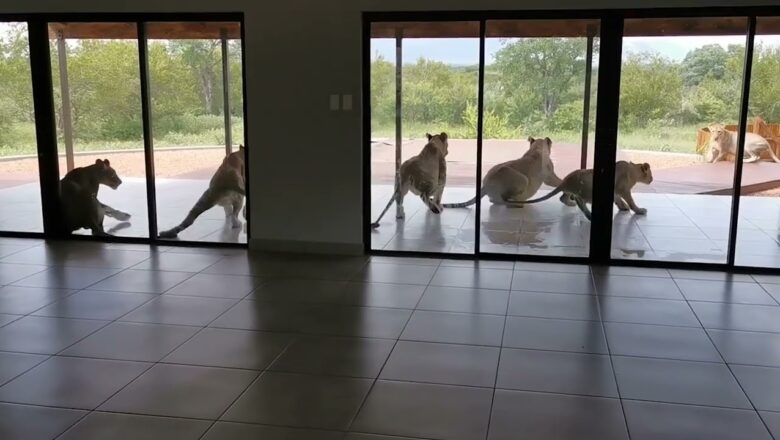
left=158, top=145, right=246, bottom=239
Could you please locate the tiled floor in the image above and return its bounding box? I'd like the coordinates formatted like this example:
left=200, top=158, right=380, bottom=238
left=370, top=184, right=780, bottom=267
left=2, top=239, right=780, bottom=439
left=0, top=179, right=247, bottom=243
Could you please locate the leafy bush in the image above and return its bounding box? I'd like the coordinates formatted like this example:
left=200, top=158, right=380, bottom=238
left=462, top=101, right=515, bottom=139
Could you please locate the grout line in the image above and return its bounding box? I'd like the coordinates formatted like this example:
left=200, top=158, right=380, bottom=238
left=670, top=275, right=777, bottom=440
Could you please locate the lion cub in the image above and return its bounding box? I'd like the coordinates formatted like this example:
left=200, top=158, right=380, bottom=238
left=521, top=161, right=653, bottom=220
left=371, top=133, right=448, bottom=228
left=444, top=136, right=563, bottom=208
left=60, top=159, right=131, bottom=236
left=708, top=124, right=780, bottom=163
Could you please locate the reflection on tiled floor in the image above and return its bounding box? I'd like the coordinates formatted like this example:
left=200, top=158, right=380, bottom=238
left=0, top=180, right=246, bottom=243
left=371, top=184, right=780, bottom=265
left=2, top=239, right=780, bottom=439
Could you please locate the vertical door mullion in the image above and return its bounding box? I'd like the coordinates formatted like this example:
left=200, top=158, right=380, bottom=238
left=474, top=19, right=486, bottom=256
left=727, top=16, right=757, bottom=267
left=27, top=20, right=63, bottom=237
left=137, top=22, right=158, bottom=239
left=239, top=18, right=250, bottom=240
left=589, top=14, right=623, bottom=264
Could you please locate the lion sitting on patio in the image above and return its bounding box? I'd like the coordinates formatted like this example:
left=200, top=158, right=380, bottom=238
left=708, top=124, right=780, bottom=163
left=60, top=158, right=131, bottom=236
left=159, top=145, right=246, bottom=239
left=444, top=136, right=563, bottom=208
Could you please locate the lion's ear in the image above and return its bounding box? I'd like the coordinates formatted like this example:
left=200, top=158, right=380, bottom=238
left=528, top=136, right=535, bottom=143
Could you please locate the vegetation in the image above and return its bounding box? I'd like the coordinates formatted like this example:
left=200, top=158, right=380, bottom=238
left=0, top=23, right=244, bottom=156
left=372, top=39, right=780, bottom=154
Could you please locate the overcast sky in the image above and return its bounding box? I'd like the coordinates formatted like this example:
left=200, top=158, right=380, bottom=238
left=371, top=35, right=780, bottom=65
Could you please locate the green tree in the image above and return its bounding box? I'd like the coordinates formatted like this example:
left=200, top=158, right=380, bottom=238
left=169, top=40, right=222, bottom=115
left=619, top=52, right=683, bottom=128
left=493, top=38, right=588, bottom=124
left=749, top=44, right=780, bottom=122
left=681, top=44, right=728, bottom=87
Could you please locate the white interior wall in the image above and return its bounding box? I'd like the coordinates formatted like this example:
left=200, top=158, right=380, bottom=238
left=1, top=0, right=775, bottom=253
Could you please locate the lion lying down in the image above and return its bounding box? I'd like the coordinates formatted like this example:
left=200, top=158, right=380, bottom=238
left=60, top=159, right=131, bottom=236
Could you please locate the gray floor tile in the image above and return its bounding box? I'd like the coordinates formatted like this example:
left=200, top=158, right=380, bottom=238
left=613, top=356, right=751, bottom=409
left=591, top=266, right=670, bottom=278
left=0, top=286, right=73, bottom=315
left=58, top=412, right=211, bottom=440
left=709, top=329, right=780, bottom=367
left=352, top=380, right=492, bottom=440
left=12, top=267, right=121, bottom=289
left=270, top=335, right=393, bottom=378
left=357, top=263, right=437, bottom=285
left=0, top=315, right=106, bottom=354
left=100, top=363, right=256, bottom=419
left=300, top=304, right=412, bottom=339
left=758, top=283, right=780, bottom=303
left=508, top=291, right=599, bottom=320
left=677, top=279, right=777, bottom=305
left=338, top=282, right=425, bottom=309
left=346, top=434, right=425, bottom=440
left=209, top=300, right=305, bottom=332
left=0, top=352, right=47, bottom=386
left=32, top=290, right=155, bottom=320
left=132, top=252, right=222, bottom=272
left=165, top=327, right=292, bottom=369
left=691, top=302, right=780, bottom=332
left=760, top=411, right=780, bottom=439
left=731, top=365, right=780, bottom=412
left=488, top=390, right=628, bottom=440
left=120, top=295, right=236, bottom=326
left=203, top=422, right=345, bottom=440
left=223, top=371, right=372, bottom=429
left=430, top=266, right=513, bottom=290
left=418, top=286, right=508, bottom=315
left=401, top=310, right=504, bottom=346
left=497, top=348, right=617, bottom=397
left=624, top=400, right=772, bottom=440
left=62, top=321, right=199, bottom=362
left=0, top=402, right=86, bottom=440
left=514, top=261, right=591, bottom=274
left=0, top=356, right=148, bottom=409
left=503, top=316, right=608, bottom=353
left=599, top=296, right=701, bottom=327
left=605, top=322, right=721, bottom=362
left=0, top=263, right=48, bottom=285
left=380, top=340, right=499, bottom=387
left=87, top=269, right=194, bottom=294
left=595, top=275, right=683, bottom=299
left=0, top=314, right=20, bottom=327
left=443, top=259, right=514, bottom=270
left=669, top=270, right=754, bottom=282
left=165, top=273, right=261, bottom=299
left=250, top=279, right=347, bottom=303
left=511, top=271, right=595, bottom=294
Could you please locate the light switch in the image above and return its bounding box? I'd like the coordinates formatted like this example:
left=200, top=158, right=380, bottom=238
left=342, top=94, right=353, bottom=111
left=329, top=94, right=340, bottom=111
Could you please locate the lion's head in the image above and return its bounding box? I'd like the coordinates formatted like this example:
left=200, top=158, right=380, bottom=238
left=632, top=162, right=653, bottom=184
left=426, top=132, right=449, bottom=156
left=528, top=136, right=552, bottom=156
left=93, top=159, right=122, bottom=190
left=708, top=124, right=729, bottom=144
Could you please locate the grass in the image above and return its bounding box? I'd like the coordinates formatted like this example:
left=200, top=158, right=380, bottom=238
left=0, top=119, right=246, bottom=157
left=373, top=123, right=701, bottom=155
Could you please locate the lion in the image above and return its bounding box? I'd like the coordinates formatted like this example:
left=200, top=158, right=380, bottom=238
left=371, top=132, right=448, bottom=228
left=60, top=159, right=131, bottom=236
left=443, top=136, right=563, bottom=208
left=520, top=161, right=653, bottom=220
left=708, top=124, right=780, bottom=163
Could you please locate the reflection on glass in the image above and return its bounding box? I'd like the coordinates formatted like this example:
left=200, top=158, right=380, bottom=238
left=148, top=22, right=247, bottom=243
left=478, top=19, right=599, bottom=256
left=49, top=22, right=147, bottom=237
left=612, top=17, right=747, bottom=263
left=735, top=18, right=780, bottom=267
left=0, top=22, right=43, bottom=232
left=369, top=22, right=479, bottom=253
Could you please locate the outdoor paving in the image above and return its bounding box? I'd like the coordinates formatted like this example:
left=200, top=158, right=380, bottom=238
left=371, top=184, right=780, bottom=267
left=0, top=178, right=247, bottom=244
